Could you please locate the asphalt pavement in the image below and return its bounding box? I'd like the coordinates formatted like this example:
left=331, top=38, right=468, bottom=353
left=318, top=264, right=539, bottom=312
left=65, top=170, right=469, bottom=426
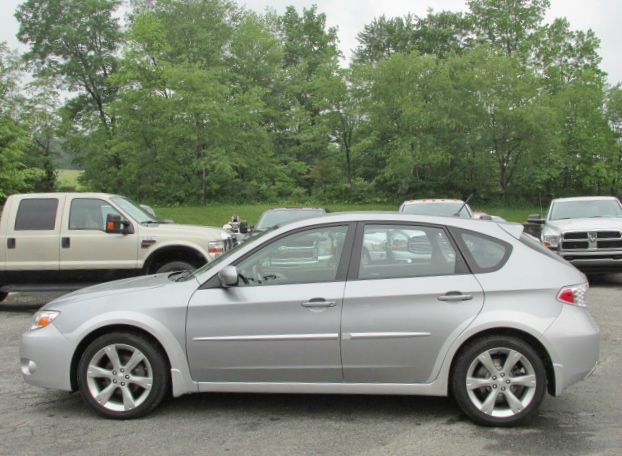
left=1, top=279, right=621, bottom=456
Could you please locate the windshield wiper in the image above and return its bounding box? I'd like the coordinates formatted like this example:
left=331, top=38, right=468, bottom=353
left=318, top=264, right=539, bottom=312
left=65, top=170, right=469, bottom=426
left=168, top=270, right=192, bottom=281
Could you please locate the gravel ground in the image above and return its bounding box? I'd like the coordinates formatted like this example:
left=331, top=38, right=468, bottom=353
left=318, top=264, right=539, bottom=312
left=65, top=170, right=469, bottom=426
left=1, top=279, right=621, bottom=456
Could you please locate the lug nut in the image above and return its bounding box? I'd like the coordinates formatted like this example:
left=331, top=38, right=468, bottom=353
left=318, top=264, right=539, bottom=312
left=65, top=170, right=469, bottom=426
left=492, top=384, right=497, bottom=389
left=501, top=387, right=506, bottom=391
left=113, top=379, right=117, bottom=383
left=492, top=376, right=497, bottom=380
left=500, top=373, right=505, bottom=377
left=506, top=380, right=511, bottom=384
left=120, top=369, right=124, bottom=373
left=112, top=371, right=116, bottom=375
left=125, top=375, right=130, bottom=379
left=121, top=382, right=125, bottom=386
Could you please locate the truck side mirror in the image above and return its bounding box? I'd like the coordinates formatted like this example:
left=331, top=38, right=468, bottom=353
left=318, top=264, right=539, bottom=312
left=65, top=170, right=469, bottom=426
left=106, top=214, right=123, bottom=234
left=105, top=214, right=133, bottom=234
left=527, top=214, right=545, bottom=224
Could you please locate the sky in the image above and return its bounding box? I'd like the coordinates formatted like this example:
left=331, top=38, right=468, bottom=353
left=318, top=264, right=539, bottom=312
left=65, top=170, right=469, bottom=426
left=2, top=0, right=621, bottom=85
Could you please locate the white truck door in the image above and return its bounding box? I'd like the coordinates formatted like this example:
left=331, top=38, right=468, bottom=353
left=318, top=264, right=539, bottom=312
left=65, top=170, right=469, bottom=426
left=59, top=197, right=139, bottom=271
left=4, top=195, right=64, bottom=271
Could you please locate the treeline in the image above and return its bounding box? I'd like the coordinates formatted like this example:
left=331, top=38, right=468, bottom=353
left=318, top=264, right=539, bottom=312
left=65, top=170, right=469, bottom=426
left=2, top=0, right=622, bottom=205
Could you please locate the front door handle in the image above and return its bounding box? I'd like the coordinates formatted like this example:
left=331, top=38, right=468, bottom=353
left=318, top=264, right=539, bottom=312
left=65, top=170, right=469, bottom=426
left=437, top=292, right=473, bottom=302
left=61, top=237, right=70, bottom=248
left=301, top=299, right=337, bottom=308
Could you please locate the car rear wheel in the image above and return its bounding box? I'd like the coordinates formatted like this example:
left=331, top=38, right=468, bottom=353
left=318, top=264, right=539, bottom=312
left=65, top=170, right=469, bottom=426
left=155, top=260, right=195, bottom=274
left=451, top=336, right=546, bottom=427
left=77, top=332, right=169, bottom=419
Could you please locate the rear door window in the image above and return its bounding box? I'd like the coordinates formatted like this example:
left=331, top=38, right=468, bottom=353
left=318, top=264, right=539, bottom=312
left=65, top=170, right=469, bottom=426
left=14, top=198, right=59, bottom=230
left=356, top=224, right=465, bottom=280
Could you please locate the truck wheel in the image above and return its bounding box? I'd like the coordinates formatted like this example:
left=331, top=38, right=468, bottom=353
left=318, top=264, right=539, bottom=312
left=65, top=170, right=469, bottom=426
left=155, top=261, right=195, bottom=274
left=0, top=291, right=7, bottom=303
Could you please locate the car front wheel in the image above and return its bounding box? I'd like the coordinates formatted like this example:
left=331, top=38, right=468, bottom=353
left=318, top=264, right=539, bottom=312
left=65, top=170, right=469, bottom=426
left=451, top=336, right=546, bottom=427
left=77, top=332, right=169, bottom=419
left=0, top=291, right=7, bottom=303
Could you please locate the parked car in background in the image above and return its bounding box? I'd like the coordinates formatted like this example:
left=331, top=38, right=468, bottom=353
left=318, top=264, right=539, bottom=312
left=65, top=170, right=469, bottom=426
left=21, top=212, right=599, bottom=426
left=0, top=193, right=232, bottom=301
left=254, top=207, right=327, bottom=232
left=399, top=199, right=473, bottom=218
left=529, top=196, right=622, bottom=273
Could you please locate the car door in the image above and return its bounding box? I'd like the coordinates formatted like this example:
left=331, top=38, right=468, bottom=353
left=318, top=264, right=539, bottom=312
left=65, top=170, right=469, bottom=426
left=186, top=223, right=354, bottom=383
left=4, top=196, right=63, bottom=272
left=59, top=197, right=139, bottom=272
left=341, top=222, right=485, bottom=384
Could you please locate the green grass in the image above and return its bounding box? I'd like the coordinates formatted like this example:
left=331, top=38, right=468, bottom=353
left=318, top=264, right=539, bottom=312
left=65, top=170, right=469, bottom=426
left=57, top=169, right=84, bottom=190
left=154, top=203, right=540, bottom=227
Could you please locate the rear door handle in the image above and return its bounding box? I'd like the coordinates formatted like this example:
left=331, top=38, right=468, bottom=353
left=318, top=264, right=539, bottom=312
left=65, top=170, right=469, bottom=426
left=61, top=237, right=70, bottom=248
left=437, top=292, right=473, bottom=302
left=301, top=299, right=337, bottom=308
left=7, top=238, right=15, bottom=249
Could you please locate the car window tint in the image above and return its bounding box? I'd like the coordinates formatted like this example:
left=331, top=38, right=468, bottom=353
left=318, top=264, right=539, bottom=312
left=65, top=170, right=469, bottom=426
left=14, top=199, right=58, bottom=230
left=358, top=225, right=457, bottom=280
left=236, top=225, right=348, bottom=286
left=460, top=232, right=509, bottom=270
left=69, top=199, right=120, bottom=231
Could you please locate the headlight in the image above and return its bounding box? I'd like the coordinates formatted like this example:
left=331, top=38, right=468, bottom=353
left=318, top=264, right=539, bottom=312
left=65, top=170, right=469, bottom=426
left=208, top=240, right=225, bottom=256
left=542, top=233, right=560, bottom=248
left=30, top=310, right=60, bottom=331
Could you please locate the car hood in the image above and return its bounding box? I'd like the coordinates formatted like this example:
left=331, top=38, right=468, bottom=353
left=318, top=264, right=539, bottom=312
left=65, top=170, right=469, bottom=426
left=546, top=218, right=622, bottom=232
left=142, top=223, right=228, bottom=238
left=44, top=274, right=180, bottom=309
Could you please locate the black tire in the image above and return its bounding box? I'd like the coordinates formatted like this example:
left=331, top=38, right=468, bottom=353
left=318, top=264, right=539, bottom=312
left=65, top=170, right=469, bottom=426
left=0, top=291, right=7, bottom=303
left=155, top=260, right=195, bottom=274
left=451, top=335, right=547, bottom=427
left=77, top=332, right=169, bottom=419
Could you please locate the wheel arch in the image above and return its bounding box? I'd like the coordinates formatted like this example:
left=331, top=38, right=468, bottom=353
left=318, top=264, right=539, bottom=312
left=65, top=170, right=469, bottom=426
left=143, top=245, right=207, bottom=274
left=447, top=327, right=556, bottom=396
left=69, top=324, right=168, bottom=392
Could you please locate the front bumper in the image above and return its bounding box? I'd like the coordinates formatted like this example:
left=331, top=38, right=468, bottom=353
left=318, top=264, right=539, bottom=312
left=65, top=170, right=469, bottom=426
left=544, top=303, right=600, bottom=396
left=20, top=324, right=74, bottom=391
left=555, top=249, right=622, bottom=272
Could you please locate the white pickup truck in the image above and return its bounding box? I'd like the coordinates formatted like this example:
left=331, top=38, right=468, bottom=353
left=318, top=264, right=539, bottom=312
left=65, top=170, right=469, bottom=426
left=0, top=193, right=231, bottom=302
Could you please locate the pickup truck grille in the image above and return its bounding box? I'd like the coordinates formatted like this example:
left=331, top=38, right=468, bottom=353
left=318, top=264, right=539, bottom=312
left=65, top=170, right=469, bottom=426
left=561, top=231, right=622, bottom=250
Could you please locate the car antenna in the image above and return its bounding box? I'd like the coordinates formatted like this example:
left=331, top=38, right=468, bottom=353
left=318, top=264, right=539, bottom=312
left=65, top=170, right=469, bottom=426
left=454, top=193, right=473, bottom=217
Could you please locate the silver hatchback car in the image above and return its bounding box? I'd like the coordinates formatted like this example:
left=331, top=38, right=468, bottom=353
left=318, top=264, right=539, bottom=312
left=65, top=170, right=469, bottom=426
left=21, top=213, right=599, bottom=426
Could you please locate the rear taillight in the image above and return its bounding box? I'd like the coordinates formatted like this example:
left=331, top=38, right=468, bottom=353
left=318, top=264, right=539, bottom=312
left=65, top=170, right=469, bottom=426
left=557, top=283, right=588, bottom=307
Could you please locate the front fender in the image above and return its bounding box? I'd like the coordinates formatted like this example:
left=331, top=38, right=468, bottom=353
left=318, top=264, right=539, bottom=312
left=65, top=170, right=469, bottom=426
left=66, top=311, right=197, bottom=397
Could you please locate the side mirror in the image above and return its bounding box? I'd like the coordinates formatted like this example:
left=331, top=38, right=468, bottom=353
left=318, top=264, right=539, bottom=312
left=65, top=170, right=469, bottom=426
left=527, top=214, right=545, bottom=224
left=106, top=214, right=133, bottom=234
left=218, top=266, right=239, bottom=287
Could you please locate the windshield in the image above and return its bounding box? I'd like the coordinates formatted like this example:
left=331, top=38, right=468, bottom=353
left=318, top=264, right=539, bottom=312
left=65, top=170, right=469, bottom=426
left=111, top=197, right=159, bottom=224
left=401, top=202, right=471, bottom=218
left=255, top=209, right=326, bottom=231
left=549, top=199, right=622, bottom=220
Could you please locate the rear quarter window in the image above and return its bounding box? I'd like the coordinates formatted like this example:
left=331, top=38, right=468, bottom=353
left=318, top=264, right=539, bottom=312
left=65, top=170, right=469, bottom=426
left=450, top=228, right=512, bottom=273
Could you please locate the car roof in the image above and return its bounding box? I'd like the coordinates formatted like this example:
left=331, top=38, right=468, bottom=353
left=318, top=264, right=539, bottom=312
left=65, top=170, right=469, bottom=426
left=271, top=211, right=522, bottom=237
left=401, top=199, right=465, bottom=204
left=551, top=196, right=619, bottom=203
left=11, top=192, right=124, bottom=199
left=262, top=207, right=326, bottom=212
